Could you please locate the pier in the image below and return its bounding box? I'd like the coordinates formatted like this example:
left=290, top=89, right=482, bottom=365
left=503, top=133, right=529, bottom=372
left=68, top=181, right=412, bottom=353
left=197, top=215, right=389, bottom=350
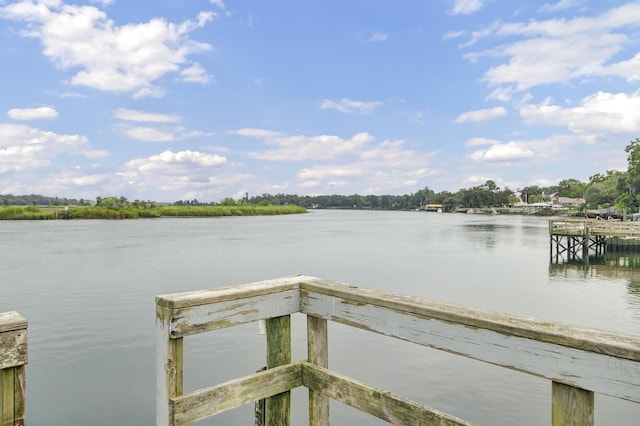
left=3, top=276, right=640, bottom=425
left=155, top=275, right=640, bottom=425
left=549, top=219, right=640, bottom=263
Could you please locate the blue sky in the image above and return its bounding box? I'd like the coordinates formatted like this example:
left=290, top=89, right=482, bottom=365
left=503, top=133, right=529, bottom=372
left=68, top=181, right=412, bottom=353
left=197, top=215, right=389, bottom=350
left=1, top=0, right=640, bottom=202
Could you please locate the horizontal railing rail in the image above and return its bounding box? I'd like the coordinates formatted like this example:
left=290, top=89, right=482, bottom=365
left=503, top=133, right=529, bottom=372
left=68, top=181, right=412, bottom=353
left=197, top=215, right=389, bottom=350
left=156, top=275, right=640, bottom=425
left=550, top=219, right=640, bottom=237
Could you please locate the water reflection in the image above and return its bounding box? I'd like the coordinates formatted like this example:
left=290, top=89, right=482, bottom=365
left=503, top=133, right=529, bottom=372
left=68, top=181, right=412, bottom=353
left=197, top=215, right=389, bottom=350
left=549, top=252, right=640, bottom=320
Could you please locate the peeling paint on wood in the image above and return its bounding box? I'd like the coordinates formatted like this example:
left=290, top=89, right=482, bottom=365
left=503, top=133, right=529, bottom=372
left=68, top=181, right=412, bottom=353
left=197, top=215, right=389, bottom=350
left=1, top=312, right=27, bottom=426
left=156, top=276, right=640, bottom=425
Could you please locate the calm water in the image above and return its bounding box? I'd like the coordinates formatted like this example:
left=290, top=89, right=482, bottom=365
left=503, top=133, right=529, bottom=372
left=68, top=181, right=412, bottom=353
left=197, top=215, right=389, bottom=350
left=1, top=210, right=638, bottom=425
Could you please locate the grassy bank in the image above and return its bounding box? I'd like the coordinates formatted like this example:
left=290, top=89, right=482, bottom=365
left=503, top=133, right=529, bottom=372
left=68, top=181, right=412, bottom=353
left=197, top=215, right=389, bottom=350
left=0, top=204, right=307, bottom=220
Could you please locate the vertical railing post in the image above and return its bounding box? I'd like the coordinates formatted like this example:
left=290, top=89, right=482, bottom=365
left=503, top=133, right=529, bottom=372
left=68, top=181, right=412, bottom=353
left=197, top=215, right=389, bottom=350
left=0, top=311, right=28, bottom=426
left=265, top=315, right=291, bottom=426
left=307, top=316, right=329, bottom=426
left=552, top=381, right=594, bottom=426
left=156, top=304, right=183, bottom=426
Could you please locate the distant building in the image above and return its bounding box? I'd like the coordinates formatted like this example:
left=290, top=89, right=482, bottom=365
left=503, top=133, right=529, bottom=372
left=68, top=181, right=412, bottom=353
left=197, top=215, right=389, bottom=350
left=552, top=196, right=585, bottom=208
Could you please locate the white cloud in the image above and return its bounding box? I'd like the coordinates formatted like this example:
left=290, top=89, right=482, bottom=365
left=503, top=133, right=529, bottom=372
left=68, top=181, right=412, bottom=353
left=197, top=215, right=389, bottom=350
left=0, top=1, right=214, bottom=96
left=209, top=0, right=225, bottom=9
left=465, top=137, right=500, bottom=147
left=469, top=141, right=534, bottom=163
left=90, top=0, right=114, bottom=7
left=320, top=98, right=383, bottom=115
left=235, top=128, right=436, bottom=194
left=228, top=128, right=283, bottom=138
left=124, top=127, right=176, bottom=142
left=121, top=126, right=208, bottom=142
left=463, top=4, right=640, bottom=91
left=451, top=0, right=484, bottom=15
left=118, top=149, right=241, bottom=199
left=443, top=30, right=465, bottom=40
left=250, top=132, right=374, bottom=162
left=297, top=165, right=364, bottom=181
left=367, top=32, right=388, bottom=42
left=113, top=108, right=181, bottom=123
left=180, top=63, right=213, bottom=84
left=7, top=106, right=59, bottom=120
left=538, top=0, right=585, bottom=13
left=520, top=91, right=640, bottom=134
left=124, top=150, right=226, bottom=172
left=0, top=123, right=92, bottom=172
left=454, top=107, right=507, bottom=123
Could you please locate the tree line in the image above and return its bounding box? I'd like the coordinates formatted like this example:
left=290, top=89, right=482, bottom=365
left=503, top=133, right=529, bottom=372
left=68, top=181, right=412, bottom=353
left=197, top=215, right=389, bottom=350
left=244, top=138, right=640, bottom=212
left=4, top=138, right=640, bottom=213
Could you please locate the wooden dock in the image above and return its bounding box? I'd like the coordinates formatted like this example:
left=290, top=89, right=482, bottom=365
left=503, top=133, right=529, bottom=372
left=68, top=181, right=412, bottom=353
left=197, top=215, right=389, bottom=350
left=549, top=219, right=640, bottom=263
left=155, top=275, right=640, bottom=426
left=3, top=276, right=639, bottom=425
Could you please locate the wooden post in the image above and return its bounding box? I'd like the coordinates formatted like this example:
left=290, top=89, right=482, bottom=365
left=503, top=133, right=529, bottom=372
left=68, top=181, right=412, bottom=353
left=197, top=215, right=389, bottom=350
left=156, top=304, right=183, bottom=426
left=552, top=381, right=593, bottom=426
left=0, top=312, right=27, bottom=426
left=307, top=316, right=329, bottom=426
left=265, top=316, right=291, bottom=426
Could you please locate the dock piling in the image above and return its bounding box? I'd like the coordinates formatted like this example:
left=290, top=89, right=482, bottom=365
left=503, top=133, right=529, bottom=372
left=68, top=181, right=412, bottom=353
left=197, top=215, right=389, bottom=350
left=0, top=311, right=27, bottom=426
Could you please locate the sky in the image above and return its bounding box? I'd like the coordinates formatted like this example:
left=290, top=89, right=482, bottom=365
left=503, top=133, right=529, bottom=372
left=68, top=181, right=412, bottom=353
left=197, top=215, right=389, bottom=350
left=1, top=0, right=640, bottom=202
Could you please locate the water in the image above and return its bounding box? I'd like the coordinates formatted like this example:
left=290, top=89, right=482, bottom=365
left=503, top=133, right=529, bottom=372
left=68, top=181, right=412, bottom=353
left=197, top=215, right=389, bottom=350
left=1, top=210, right=638, bottom=425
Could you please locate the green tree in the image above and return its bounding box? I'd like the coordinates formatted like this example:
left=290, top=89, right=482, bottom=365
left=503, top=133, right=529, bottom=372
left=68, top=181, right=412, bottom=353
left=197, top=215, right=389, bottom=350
left=557, top=178, right=587, bottom=198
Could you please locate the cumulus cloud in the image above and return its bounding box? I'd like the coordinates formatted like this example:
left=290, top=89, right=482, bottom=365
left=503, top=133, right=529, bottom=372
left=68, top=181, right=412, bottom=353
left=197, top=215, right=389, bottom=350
left=320, top=98, right=383, bottom=115
left=7, top=106, right=59, bottom=120
left=249, top=132, right=374, bottom=161
left=118, top=149, right=242, bottom=198
left=0, top=1, right=214, bottom=96
left=180, top=63, right=213, bottom=84
left=453, top=107, right=507, bottom=123
left=468, top=141, right=534, bottom=163
left=450, top=0, right=484, bottom=15
left=0, top=123, right=93, bottom=173
left=113, top=108, right=210, bottom=141
left=232, top=128, right=437, bottom=194
left=462, top=3, right=640, bottom=92
left=538, top=0, right=585, bottom=13
left=465, top=137, right=501, bottom=146
left=520, top=90, right=640, bottom=134
left=113, top=108, right=181, bottom=123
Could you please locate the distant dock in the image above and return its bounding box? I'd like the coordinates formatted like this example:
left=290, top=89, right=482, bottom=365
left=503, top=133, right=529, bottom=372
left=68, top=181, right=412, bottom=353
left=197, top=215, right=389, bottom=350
left=549, top=219, right=640, bottom=263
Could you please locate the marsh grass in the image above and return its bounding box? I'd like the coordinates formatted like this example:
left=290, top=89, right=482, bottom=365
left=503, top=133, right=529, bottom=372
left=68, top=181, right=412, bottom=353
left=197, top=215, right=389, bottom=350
left=0, top=204, right=307, bottom=220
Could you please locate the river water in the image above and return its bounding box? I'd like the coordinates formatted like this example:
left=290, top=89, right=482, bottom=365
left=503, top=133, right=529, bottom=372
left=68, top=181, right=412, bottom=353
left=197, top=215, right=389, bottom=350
left=1, top=210, right=638, bottom=425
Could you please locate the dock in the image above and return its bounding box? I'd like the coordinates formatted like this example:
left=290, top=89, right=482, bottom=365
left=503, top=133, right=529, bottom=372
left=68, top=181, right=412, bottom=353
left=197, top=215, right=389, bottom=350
left=155, top=275, right=640, bottom=425
left=4, top=275, right=640, bottom=425
left=549, top=219, right=640, bottom=263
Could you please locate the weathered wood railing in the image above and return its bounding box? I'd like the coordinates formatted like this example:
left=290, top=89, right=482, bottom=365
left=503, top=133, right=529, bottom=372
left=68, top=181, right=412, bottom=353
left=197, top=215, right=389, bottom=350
left=156, top=275, right=640, bottom=425
left=550, top=219, right=640, bottom=237
left=0, top=312, right=27, bottom=426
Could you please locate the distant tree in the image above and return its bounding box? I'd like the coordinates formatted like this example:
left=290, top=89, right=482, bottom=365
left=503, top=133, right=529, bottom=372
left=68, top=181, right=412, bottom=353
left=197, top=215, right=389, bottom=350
left=557, top=178, right=587, bottom=198
left=221, top=197, right=236, bottom=206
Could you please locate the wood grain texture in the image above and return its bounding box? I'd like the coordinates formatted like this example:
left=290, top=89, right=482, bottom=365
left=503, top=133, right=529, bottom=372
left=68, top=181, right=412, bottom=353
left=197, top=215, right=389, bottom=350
left=0, top=313, right=27, bottom=334
left=170, top=363, right=302, bottom=426
left=169, top=290, right=299, bottom=338
left=300, top=287, right=640, bottom=403
left=265, top=316, right=291, bottom=426
left=302, top=363, right=474, bottom=426
left=307, top=316, right=329, bottom=426
left=552, top=381, right=594, bottom=426
left=0, top=312, right=27, bottom=371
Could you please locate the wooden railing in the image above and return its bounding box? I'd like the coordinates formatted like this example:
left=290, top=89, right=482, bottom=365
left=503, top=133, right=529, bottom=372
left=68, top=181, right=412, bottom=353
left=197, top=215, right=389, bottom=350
left=0, top=311, right=27, bottom=426
left=550, top=219, right=640, bottom=237
left=156, top=275, right=640, bottom=425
